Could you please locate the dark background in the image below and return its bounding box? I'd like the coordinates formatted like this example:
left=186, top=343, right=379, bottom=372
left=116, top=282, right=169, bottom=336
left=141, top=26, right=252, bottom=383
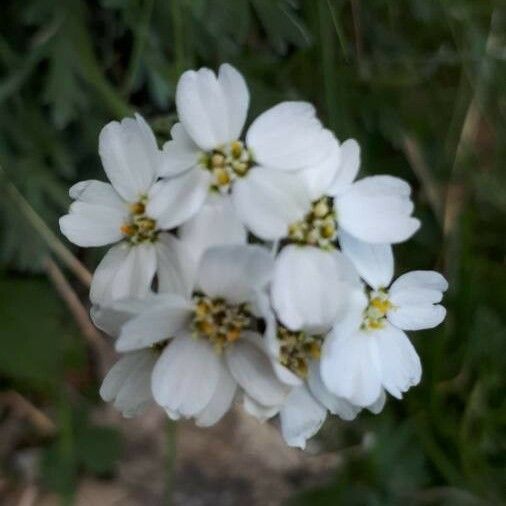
left=0, top=0, right=504, bottom=504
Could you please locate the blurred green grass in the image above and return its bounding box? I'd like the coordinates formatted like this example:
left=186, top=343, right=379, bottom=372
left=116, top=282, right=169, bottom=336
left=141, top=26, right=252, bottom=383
left=0, top=0, right=504, bottom=504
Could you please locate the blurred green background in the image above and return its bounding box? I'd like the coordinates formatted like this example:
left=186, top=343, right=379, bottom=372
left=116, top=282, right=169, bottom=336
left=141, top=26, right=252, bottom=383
left=0, top=0, right=504, bottom=504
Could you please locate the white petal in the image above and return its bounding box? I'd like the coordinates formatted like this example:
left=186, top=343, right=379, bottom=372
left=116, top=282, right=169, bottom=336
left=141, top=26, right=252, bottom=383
left=388, top=271, right=448, bottom=330
left=336, top=175, right=421, bottom=244
left=59, top=201, right=125, bottom=247
left=155, top=233, right=198, bottom=299
left=327, top=138, right=361, bottom=196
left=280, top=386, right=327, bottom=449
left=116, top=294, right=192, bottom=352
left=373, top=324, right=422, bottom=399
left=388, top=305, right=447, bottom=331
left=307, top=363, right=360, bottom=420
left=271, top=246, right=357, bottom=334
left=225, top=332, right=289, bottom=407
left=100, top=350, right=156, bottom=417
left=217, top=63, right=250, bottom=142
left=246, top=102, right=330, bottom=171
left=176, top=64, right=249, bottom=150
left=274, top=364, right=304, bottom=387
left=367, top=390, right=386, bottom=414
left=146, top=167, right=210, bottom=229
left=91, top=297, right=158, bottom=336
left=179, top=194, right=247, bottom=264
left=330, top=284, right=369, bottom=339
left=90, top=243, right=157, bottom=304
left=99, top=114, right=159, bottom=201
left=69, top=180, right=126, bottom=210
left=232, top=167, right=311, bottom=240
left=338, top=230, right=394, bottom=289
left=195, top=365, right=237, bottom=427
left=389, top=271, right=449, bottom=303
left=243, top=396, right=280, bottom=422
left=297, top=130, right=341, bottom=200
left=152, top=334, right=222, bottom=417
left=197, top=244, right=274, bottom=304
left=160, top=123, right=200, bottom=177
left=321, top=328, right=382, bottom=407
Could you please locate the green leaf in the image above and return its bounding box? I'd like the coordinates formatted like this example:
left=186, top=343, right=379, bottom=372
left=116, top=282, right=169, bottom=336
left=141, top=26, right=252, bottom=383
left=0, top=276, right=65, bottom=388
left=250, top=0, right=312, bottom=54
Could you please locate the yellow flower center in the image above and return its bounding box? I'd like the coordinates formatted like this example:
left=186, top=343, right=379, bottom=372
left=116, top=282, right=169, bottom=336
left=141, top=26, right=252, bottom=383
left=287, top=197, right=337, bottom=249
left=277, top=325, right=324, bottom=378
left=200, top=140, right=253, bottom=193
left=120, top=196, right=158, bottom=245
left=362, top=289, right=393, bottom=331
left=192, top=294, right=251, bottom=353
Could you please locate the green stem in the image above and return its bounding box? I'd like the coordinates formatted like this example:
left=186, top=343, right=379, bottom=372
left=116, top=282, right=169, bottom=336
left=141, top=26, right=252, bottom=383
left=414, top=414, right=464, bottom=488
left=317, top=0, right=338, bottom=132
left=0, top=165, right=92, bottom=288
left=123, top=0, right=155, bottom=95
left=67, top=0, right=132, bottom=118
left=165, top=420, right=177, bottom=505
left=171, top=0, right=185, bottom=75
left=325, top=0, right=350, bottom=62
left=58, top=388, right=76, bottom=506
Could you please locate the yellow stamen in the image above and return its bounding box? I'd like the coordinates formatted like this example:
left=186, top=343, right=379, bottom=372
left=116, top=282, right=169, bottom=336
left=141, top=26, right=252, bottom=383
left=320, top=222, right=336, bottom=239
left=371, top=297, right=392, bottom=314
left=230, top=141, right=243, bottom=158
left=121, top=224, right=135, bottom=236
left=277, top=326, right=324, bottom=378
left=226, top=326, right=241, bottom=343
left=211, top=153, right=225, bottom=167
left=201, top=140, right=253, bottom=192
left=192, top=295, right=251, bottom=353
left=130, top=202, right=145, bottom=215
left=313, top=200, right=329, bottom=218
left=214, top=167, right=231, bottom=186
left=287, top=197, right=337, bottom=249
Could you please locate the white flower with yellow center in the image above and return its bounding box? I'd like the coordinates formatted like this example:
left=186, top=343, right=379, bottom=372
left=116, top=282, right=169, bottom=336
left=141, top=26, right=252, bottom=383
left=271, top=136, right=421, bottom=331
left=263, top=324, right=362, bottom=449
left=251, top=267, right=384, bottom=449
left=159, top=63, right=336, bottom=241
left=93, top=243, right=289, bottom=425
left=299, top=137, right=421, bottom=246
left=59, top=114, right=208, bottom=304
left=321, top=235, right=448, bottom=407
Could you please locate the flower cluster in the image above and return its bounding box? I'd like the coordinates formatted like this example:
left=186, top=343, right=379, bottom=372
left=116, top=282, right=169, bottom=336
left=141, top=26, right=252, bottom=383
left=60, top=64, right=448, bottom=449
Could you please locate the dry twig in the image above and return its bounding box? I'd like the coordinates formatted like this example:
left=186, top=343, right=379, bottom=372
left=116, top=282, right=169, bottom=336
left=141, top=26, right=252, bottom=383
left=44, top=257, right=114, bottom=376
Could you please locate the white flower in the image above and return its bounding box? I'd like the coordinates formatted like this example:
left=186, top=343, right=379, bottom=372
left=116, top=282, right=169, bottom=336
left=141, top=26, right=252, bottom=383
left=59, top=114, right=208, bottom=303
left=247, top=284, right=374, bottom=449
left=268, top=328, right=361, bottom=449
left=95, top=243, right=289, bottom=425
left=298, top=137, right=421, bottom=247
left=321, top=234, right=448, bottom=407
left=160, top=63, right=335, bottom=241
left=271, top=136, right=420, bottom=332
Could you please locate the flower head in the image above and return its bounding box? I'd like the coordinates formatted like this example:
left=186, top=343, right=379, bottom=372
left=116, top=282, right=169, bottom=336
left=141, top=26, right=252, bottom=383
left=74, top=64, right=449, bottom=449
left=160, top=64, right=337, bottom=242
left=59, top=114, right=209, bottom=304
left=321, top=235, right=448, bottom=407
left=95, top=243, right=289, bottom=425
